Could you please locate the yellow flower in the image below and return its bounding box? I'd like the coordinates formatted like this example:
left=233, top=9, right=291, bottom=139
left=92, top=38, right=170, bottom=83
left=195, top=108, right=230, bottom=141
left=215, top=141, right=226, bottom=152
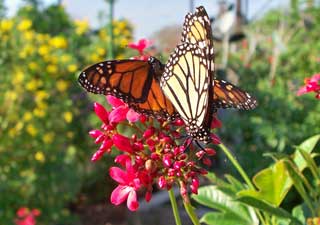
left=43, top=132, right=55, bottom=144
left=60, top=54, right=71, bottom=63
left=38, top=45, right=50, bottom=56
left=23, top=112, right=33, bottom=122
left=56, top=80, right=69, bottom=92
left=90, top=53, right=100, bottom=62
left=26, top=79, right=42, bottom=91
left=97, top=48, right=106, bottom=56
left=116, top=54, right=125, bottom=59
left=36, top=33, right=49, bottom=42
left=28, top=62, right=38, bottom=71
left=99, top=29, right=108, bottom=40
left=13, top=71, right=24, bottom=84
left=33, top=108, right=45, bottom=118
left=50, top=36, right=68, bottom=49
left=26, top=124, right=37, bottom=136
left=113, top=28, right=120, bottom=36
left=120, top=38, right=129, bottom=47
left=117, top=21, right=127, bottom=30
left=0, top=19, right=13, bottom=32
left=47, top=64, right=58, bottom=74
left=63, top=111, right=73, bottom=123
left=23, top=31, right=34, bottom=41
left=5, top=91, right=18, bottom=102
left=35, top=151, right=45, bottom=162
left=35, top=90, right=49, bottom=102
left=75, top=19, right=89, bottom=35
left=18, top=19, right=32, bottom=31
left=67, top=64, right=77, bottom=73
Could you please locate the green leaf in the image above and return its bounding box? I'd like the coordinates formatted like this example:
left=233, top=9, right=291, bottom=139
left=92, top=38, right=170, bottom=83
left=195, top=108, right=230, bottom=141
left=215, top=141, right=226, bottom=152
left=200, top=212, right=254, bottom=225
left=237, top=196, right=302, bottom=225
left=238, top=160, right=291, bottom=206
left=192, top=185, right=258, bottom=225
left=297, top=148, right=320, bottom=180
left=283, top=160, right=316, bottom=216
left=293, top=134, right=320, bottom=170
left=292, top=205, right=306, bottom=224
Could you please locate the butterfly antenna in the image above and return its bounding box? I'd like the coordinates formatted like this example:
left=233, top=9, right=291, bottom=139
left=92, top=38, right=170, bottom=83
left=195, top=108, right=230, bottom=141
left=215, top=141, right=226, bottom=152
left=195, top=140, right=206, bottom=151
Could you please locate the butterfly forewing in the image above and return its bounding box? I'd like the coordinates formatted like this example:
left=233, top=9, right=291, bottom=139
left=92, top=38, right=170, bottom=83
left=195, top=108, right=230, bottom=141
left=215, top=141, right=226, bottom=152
left=78, top=60, right=153, bottom=103
left=78, top=59, right=177, bottom=119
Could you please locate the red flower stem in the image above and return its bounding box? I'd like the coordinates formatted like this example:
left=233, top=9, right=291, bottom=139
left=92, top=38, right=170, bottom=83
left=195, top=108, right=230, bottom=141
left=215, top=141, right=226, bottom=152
left=168, top=189, right=182, bottom=225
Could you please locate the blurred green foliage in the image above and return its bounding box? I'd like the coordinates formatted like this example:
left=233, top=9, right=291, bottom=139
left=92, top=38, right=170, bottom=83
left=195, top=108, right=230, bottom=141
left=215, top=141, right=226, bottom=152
left=218, top=7, right=320, bottom=176
left=0, top=2, right=133, bottom=224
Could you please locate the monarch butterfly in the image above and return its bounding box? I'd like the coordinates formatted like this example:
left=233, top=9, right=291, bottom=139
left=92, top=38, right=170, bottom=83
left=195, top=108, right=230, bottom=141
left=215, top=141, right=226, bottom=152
left=78, top=6, right=257, bottom=143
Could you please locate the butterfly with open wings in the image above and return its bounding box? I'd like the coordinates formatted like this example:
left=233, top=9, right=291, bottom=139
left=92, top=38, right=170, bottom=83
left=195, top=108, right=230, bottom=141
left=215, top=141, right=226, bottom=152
left=78, top=6, right=257, bottom=144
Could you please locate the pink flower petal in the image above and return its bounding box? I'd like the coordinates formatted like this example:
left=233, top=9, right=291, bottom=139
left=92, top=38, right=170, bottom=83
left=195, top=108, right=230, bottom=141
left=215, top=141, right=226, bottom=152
left=114, top=154, right=131, bottom=167
left=91, top=148, right=106, bottom=161
left=127, top=189, right=139, bottom=211
left=296, top=86, right=309, bottom=96
left=310, top=73, right=320, bottom=83
left=16, top=207, right=29, bottom=217
left=106, top=95, right=124, bottom=108
left=109, top=167, right=128, bottom=184
left=109, top=105, right=129, bottom=123
left=126, top=109, right=140, bottom=122
left=89, top=129, right=103, bottom=139
left=94, top=102, right=109, bottom=124
left=110, top=185, right=131, bottom=205
left=112, top=134, right=133, bottom=153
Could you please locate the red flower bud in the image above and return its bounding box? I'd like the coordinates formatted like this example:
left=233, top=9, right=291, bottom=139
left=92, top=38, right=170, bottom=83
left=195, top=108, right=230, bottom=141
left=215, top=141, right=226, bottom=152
left=162, top=154, right=172, bottom=167
left=205, top=148, right=216, bottom=156
left=143, top=127, right=155, bottom=139
left=89, top=129, right=103, bottom=138
left=158, top=176, right=166, bottom=189
left=145, top=191, right=152, bottom=202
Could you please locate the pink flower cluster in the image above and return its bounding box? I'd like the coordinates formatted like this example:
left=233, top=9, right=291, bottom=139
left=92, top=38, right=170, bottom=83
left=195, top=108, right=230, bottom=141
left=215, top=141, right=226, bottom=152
left=15, top=207, right=40, bottom=225
left=88, top=38, right=221, bottom=211
left=297, top=73, right=320, bottom=99
left=89, top=96, right=220, bottom=211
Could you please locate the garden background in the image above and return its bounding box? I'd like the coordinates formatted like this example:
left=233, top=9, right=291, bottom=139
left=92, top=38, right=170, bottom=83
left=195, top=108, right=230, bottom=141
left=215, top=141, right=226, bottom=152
left=0, top=0, right=319, bottom=224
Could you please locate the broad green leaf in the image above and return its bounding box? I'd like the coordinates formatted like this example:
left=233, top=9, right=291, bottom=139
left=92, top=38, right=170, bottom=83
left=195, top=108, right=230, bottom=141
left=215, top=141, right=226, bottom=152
left=237, top=196, right=302, bottom=225
left=283, top=160, right=315, bottom=215
left=200, top=212, right=254, bottom=225
left=297, top=148, right=320, bottom=180
left=293, top=134, right=320, bottom=170
left=192, top=185, right=258, bottom=225
left=292, top=205, right=306, bottom=224
left=238, top=160, right=291, bottom=206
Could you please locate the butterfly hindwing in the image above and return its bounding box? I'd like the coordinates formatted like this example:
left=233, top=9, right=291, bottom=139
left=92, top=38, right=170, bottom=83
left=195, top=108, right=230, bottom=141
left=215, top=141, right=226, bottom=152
left=213, top=79, right=258, bottom=110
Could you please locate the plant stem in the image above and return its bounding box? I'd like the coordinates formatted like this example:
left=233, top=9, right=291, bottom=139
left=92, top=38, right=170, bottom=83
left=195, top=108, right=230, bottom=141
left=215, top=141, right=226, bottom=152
left=219, top=143, right=255, bottom=189
left=168, top=189, right=182, bottom=225
left=219, top=142, right=267, bottom=225
left=183, top=198, right=200, bottom=225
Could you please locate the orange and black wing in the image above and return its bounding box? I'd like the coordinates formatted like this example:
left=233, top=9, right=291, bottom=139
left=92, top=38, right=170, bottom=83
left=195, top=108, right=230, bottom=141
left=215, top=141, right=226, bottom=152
left=212, top=79, right=257, bottom=110
left=78, top=59, right=177, bottom=118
